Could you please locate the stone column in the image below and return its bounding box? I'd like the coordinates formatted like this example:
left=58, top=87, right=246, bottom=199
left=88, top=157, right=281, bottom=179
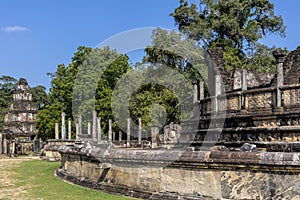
left=192, top=79, right=198, bottom=104
left=92, top=111, right=97, bottom=141
left=273, top=50, right=287, bottom=108
left=97, top=117, right=102, bottom=142
left=241, top=69, right=247, bottom=111
left=68, top=120, right=72, bottom=140
left=192, top=79, right=200, bottom=117
left=242, top=69, right=247, bottom=91
left=108, top=119, right=112, bottom=142
left=55, top=123, right=59, bottom=140
left=113, top=132, right=115, bottom=142
left=0, top=134, right=2, bottom=154
left=61, top=112, right=66, bottom=139
left=213, top=75, right=222, bottom=113
left=127, top=118, right=131, bottom=147
left=138, top=117, right=142, bottom=145
left=3, top=135, right=7, bottom=155
left=12, top=142, right=15, bottom=155
left=78, top=115, right=82, bottom=135
left=199, top=81, right=204, bottom=100
left=119, top=131, right=122, bottom=142
left=151, top=127, right=159, bottom=148
left=75, top=123, right=79, bottom=139
left=87, top=122, right=91, bottom=135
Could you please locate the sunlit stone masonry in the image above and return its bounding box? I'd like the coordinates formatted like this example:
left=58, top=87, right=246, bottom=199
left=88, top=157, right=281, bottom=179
left=0, top=78, right=37, bottom=155
left=57, top=47, right=300, bottom=200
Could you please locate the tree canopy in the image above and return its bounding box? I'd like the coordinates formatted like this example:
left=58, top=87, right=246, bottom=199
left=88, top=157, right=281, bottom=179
left=171, top=0, right=286, bottom=71
left=0, top=75, right=17, bottom=127
left=36, top=46, right=93, bottom=140
left=36, top=46, right=131, bottom=140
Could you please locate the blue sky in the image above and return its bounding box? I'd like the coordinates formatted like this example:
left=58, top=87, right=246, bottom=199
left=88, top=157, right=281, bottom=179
left=0, top=0, right=299, bottom=90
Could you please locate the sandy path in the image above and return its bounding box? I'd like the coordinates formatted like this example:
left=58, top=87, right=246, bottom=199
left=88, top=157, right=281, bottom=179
left=0, top=156, right=40, bottom=200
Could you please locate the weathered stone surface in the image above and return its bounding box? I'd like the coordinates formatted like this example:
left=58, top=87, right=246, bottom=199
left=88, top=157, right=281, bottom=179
left=58, top=145, right=300, bottom=199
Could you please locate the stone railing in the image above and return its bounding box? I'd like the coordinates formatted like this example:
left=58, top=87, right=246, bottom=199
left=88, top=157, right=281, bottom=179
left=282, top=84, right=300, bottom=108
left=199, top=84, right=300, bottom=115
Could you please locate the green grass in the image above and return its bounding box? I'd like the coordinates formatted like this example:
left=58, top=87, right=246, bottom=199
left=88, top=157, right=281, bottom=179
left=13, top=159, right=136, bottom=200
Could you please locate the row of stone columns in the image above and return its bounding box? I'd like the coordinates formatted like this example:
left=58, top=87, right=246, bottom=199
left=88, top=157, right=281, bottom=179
left=193, top=50, right=287, bottom=113
left=54, top=112, right=73, bottom=140
left=58, top=111, right=162, bottom=148
left=74, top=112, right=156, bottom=147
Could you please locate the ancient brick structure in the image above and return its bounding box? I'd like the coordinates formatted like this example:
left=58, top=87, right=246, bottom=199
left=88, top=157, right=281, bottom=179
left=183, top=47, right=300, bottom=151
left=4, top=78, right=37, bottom=138
left=0, top=78, right=37, bottom=155
left=57, top=47, right=300, bottom=199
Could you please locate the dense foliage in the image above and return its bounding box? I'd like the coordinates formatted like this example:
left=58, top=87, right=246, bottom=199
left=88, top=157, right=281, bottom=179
left=36, top=46, right=131, bottom=140
left=0, top=75, right=17, bottom=127
left=36, top=46, right=93, bottom=140
left=171, top=0, right=286, bottom=72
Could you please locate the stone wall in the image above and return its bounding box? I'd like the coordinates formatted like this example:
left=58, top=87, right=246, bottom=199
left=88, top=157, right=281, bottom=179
left=58, top=146, right=300, bottom=199
left=42, top=139, right=75, bottom=161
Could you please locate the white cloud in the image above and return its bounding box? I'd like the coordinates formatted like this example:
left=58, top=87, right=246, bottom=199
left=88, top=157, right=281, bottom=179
left=2, top=26, right=29, bottom=32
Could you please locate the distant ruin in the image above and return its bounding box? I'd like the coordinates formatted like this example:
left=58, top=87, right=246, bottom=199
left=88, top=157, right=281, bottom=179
left=0, top=78, right=37, bottom=155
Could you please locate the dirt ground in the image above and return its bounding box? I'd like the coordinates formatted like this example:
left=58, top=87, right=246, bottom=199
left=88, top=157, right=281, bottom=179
left=0, top=156, right=40, bottom=200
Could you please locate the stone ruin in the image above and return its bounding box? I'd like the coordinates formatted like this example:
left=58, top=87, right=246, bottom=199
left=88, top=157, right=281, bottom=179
left=54, top=47, right=300, bottom=199
left=183, top=47, right=300, bottom=152
left=0, top=78, right=37, bottom=155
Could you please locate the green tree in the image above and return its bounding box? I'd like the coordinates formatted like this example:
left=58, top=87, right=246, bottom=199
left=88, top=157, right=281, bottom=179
left=0, top=75, right=17, bottom=127
left=143, top=28, right=207, bottom=80
left=73, top=47, right=131, bottom=134
left=36, top=46, right=92, bottom=140
left=30, top=85, right=48, bottom=110
left=171, top=0, right=286, bottom=71
left=37, top=46, right=131, bottom=140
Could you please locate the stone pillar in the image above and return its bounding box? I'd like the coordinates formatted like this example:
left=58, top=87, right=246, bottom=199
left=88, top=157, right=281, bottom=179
left=75, top=123, right=79, bottom=139
left=151, top=127, right=159, bottom=148
left=12, top=142, right=16, bottom=155
left=192, top=79, right=198, bottom=104
left=241, top=69, right=247, bottom=111
left=273, top=50, right=287, bottom=108
left=242, top=69, right=247, bottom=91
left=0, top=134, right=2, bottom=154
left=213, top=75, right=222, bottom=113
left=3, top=135, right=7, bottom=155
left=87, top=122, right=91, bottom=135
left=61, top=112, right=66, bottom=139
left=68, top=120, right=71, bottom=140
left=92, top=111, right=97, bottom=141
left=199, top=81, right=204, bottom=100
left=138, top=117, right=142, bottom=145
left=127, top=118, right=131, bottom=147
left=108, top=119, right=112, bottom=142
left=192, top=79, right=200, bottom=117
left=119, top=131, right=122, bottom=142
left=78, top=115, right=82, bottom=135
left=55, top=123, right=59, bottom=140
left=97, top=117, right=101, bottom=142
left=113, top=132, right=115, bottom=142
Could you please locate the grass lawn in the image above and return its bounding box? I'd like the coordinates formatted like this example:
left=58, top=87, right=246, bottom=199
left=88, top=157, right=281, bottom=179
left=12, top=159, right=136, bottom=200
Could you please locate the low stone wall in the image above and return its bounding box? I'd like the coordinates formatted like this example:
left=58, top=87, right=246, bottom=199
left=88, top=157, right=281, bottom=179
left=42, top=139, right=75, bottom=161
left=57, top=145, right=300, bottom=199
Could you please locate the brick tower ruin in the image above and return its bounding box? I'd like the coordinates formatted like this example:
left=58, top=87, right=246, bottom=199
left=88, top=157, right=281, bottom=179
left=0, top=78, right=37, bottom=155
